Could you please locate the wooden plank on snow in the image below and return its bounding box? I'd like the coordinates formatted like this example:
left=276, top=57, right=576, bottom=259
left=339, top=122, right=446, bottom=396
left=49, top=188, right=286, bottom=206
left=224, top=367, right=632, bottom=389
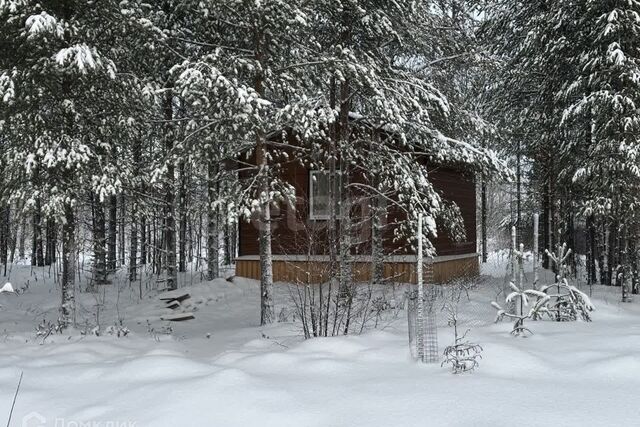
left=164, top=300, right=181, bottom=310
left=160, top=312, right=195, bottom=322
left=157, top=290, right=191, bottom=302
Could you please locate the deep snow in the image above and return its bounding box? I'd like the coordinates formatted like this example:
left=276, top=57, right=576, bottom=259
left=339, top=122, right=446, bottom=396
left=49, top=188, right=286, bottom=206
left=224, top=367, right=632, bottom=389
left=1, top=256, right=639, bottom=427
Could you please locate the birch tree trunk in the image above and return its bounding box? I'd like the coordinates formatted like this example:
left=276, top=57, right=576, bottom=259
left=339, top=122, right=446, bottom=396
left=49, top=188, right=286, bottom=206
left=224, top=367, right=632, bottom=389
left=326, top=76, right=338, bottom=337
left=338, top=78, right=353, bottom=334
left=258, top=195, right=274, bottom=325
left=255, top=24, right=274, bottom=325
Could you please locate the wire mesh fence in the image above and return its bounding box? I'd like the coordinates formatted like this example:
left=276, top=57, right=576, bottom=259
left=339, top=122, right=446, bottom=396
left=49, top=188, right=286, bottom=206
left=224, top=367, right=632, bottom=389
left=406, top=283, right=440, bottom=362
left=407, top=272, right=502, bottom=362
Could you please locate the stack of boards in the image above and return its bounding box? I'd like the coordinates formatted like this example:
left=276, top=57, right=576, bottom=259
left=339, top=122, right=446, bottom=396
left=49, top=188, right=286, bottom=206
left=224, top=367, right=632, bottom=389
left=158, top=289, right=195, bottom=322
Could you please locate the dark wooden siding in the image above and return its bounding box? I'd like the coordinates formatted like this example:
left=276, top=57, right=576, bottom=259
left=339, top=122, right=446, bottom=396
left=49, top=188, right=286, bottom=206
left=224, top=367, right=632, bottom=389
left=238, top=160, right=477, bottom=258
left=429, top=167, right=477, bottom=256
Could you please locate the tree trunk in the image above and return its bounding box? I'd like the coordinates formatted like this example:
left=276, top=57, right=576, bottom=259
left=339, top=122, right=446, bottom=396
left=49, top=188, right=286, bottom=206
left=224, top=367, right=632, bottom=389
left=630, top=234, right=639, bottom=294
left=255, top=27, right=274, bottom=325
left=178, top=161, right=187, bottom=273
left=602, top=224, right=610, bottom=286
left=256, top=137, right=274, bottom=324
left=92, top=193, right=108, bottom=286
left=0, top=205, right=8, bottom=275
left=224, top=220, right=232, bottom=266
left=119, top=194, right=125, bottom=266
left=61, top=203, right=76, bottom=327
left=258, top=194, right=274, bottom=325
left=370, top=129, right=385, bottom=284
left=339, top=181, right=354, bottom=334
left=549, top=159, right=557, bottom=272
left=325, top=76, right=339, bottom=337
left=338, top=79, right=353, bottom=335
left=163, top=89, right=177, bottom=290
left=587, top=215, right=597, bottom=286
left=516, top=141, right=522, bottom=245
left=196, top=212, right=202, bottom=270
left=51, top=218, right=57, bottom=264
left=18, top=213, right=26, bottom=260
left=129, top=200, right=138, bottom=283
left=33, top=198, right=44, bottom=267
left=45, top=217, right=55, bottom=265
left=152, top=214, right=157, bottom=273
left=481, top=175, right=488, bottom=263
left=371, top=193, right=385, bottom=285
left=140, top=215, right=147, bottom=265
left=44, top=219, right=50, bottom=266
left=154, top=214, right=161, bottom=275
left=108, top=194, right=117, bottom=272
left=188, top=217, right=193, bottom=264
left=131, top=140, right=143, bottom=281
left=9, top=202, right=19, bottom=264
left=207, top=160, right=220, bottom=280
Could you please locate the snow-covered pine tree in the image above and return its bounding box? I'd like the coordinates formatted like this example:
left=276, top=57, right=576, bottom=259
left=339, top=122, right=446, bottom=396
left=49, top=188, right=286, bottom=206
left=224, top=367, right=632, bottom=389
left=492, top=281, right=550, bottom=336
left=159, top=0, right=310, bottom=322
left=542, top=243, right=595, bottom=321
left=442, top=308, right=483, bottom=374
left=481, top=0, right=574, bottom=265
left=559, top=1, right=640, bottom=287
left=276, top=0, right=509, bottom=335
left=484, top=0, right=640, bottom=286
left=0, top=0, right=510, bottom=334
left=0, top=1, right=135, bottom=326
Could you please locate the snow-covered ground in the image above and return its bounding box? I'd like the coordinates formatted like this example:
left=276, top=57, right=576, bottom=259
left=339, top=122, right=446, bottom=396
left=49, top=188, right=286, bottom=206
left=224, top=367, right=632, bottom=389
left=1, top=257, right=639, bottom=427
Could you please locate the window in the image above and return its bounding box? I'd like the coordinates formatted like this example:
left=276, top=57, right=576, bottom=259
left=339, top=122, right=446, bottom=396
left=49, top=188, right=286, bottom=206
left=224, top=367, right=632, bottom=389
left=309, top=170, right=341, bottom=220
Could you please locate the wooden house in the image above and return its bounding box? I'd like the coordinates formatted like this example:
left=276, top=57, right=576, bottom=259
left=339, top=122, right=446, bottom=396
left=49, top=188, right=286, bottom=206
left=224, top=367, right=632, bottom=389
left=235, top=131, right=479, bottom=285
